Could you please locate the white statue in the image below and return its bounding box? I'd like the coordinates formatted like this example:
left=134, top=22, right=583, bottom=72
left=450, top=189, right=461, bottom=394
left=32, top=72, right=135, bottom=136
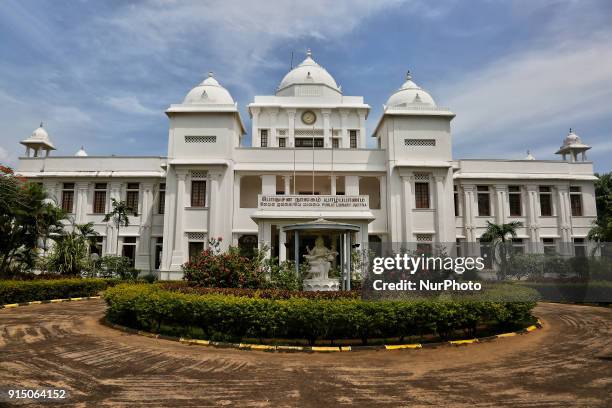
left=303, top=236, right=339, bottom=291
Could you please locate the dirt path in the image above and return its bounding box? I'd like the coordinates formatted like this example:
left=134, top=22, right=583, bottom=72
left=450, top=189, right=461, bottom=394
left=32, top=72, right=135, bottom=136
left=0, top=300, right=610, bottom=407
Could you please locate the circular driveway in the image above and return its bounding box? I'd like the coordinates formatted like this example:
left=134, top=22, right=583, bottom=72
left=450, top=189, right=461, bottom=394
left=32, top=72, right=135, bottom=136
left=0, top=300, right=610, bottom=407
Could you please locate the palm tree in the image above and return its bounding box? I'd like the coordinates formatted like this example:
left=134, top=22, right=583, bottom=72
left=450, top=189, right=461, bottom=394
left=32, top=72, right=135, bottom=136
left=480, top=221, right=523, bottom=280
left=103, top=198, right=130, bottom=255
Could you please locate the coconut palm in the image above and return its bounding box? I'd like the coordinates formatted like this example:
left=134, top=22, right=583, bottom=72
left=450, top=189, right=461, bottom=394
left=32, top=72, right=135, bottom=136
left=480, top=221, right=523, bottom=280
left=103, top=198, right=130, bottom=254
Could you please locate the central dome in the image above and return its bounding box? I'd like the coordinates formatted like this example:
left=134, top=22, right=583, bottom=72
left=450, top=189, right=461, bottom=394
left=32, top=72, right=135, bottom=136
left=277, top=49, right=341, bottom=94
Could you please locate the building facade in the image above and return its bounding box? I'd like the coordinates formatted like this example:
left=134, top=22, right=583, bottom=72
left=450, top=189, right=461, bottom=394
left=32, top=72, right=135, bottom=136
left=16, top=50, right=598, bottom=279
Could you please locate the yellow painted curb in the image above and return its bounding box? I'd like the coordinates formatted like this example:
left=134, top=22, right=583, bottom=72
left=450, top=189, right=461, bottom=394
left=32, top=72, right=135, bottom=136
left=89, top=296, right=101, bottom=299
left=70, top=297, right=83, bottom=301
left=311, top=346, right=341, bottom=352
left=450, top=339, right=478, bottom=345
left=526, top=325, right=538, bottom=332
left=276, top=345, right=305, bottom=351
left=3, top=303, right=19, bottom=308
left=497, top=332, right=517, bottom=338
left=50, top=299, right=65, bottom=303
left=385, top=343, right=422, bottom=350
left=179, top=338, right=210, bottom=346
left=340, top=346, right=352, bottom=352
left=249, top=344, right=276, bottom=351
left=28, top=301, right=42, bottom=305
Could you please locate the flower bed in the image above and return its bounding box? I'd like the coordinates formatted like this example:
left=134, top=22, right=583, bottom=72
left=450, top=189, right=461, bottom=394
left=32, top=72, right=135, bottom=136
left=104, top=283, right=537, bottom=346
left=0, top=278, right=116, bottom=305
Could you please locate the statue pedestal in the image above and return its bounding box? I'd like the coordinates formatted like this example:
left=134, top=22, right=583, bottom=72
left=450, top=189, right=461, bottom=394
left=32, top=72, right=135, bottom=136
left=302, top=259, right=339, bottom=291
left=303, top=278, right=340, bottom=291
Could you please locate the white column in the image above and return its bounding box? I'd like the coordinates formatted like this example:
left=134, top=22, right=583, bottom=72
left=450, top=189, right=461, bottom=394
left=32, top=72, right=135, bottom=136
left=283, top=176, right=291, bottom=195
left=330, top=175, right=337, bottom=195
left=401, top=175, right=413, bottom=242
left=279, top=229, right=287, bottom=262
left=434, top=175, right=446, bottom=242
left=462, top=185, right=476, bottom=242
left=340, top=110, right=349, bottom=148
left=494, top=185, right=508, bottom=225
left=251, top=107, right=260, bottom=147
left=233, top=174, right=241, bottom=227
left=261, top=175, right=276, bottom=195
left=136, top=182, right=154, bottom=270
left=74, top=182, right=88, bottom=224
left=525, top=185, right=539, bottom=242
left=287, top=109, right=296, bottom=147
left=208, top=172, right=225, bottom=248
left=322, top=109, right=331, bottom=148
left=557, top=186, right=572, bottom=243
left=345, top=175, right=360, bottom=196
left=269, top=109, right=278, bottom=147
left=170, top=171, right=187, bottom=269
left=107, top=182, right=122, bottom=254
left=358, top=110, right=366, bottom=148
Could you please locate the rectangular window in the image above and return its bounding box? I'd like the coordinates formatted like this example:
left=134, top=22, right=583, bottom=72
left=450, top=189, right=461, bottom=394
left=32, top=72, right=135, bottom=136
left=295, top=138, right=324, bottom=148
left=158, top=183, right=165, bottom=214
left=191, top=180, right=207, bottom=207
left=477, top=185, right=491, bottom=216
left=260, top=129, right=268, bottom=147
left=414, top=182, right=430, bottom=209
left=349, top=130, right=357, bottom=149
left=90, top=236, right=103, bottom=257
left=122, top=236, right=136, bottom=267
left=542, top=238, right=556, bottom=255
left=570, top=186, right=582, bottom=216
left=155, top=237, right=163, bottom=269
left=61, top=183, right=75, bottom=213
left=539, top=186, right=552, bottom=216
left=332, top=138, right=340, bottom=148
left=189, top=241, right=204, bottom=261
left=453, top=185, right=459, bottom=216
left=512, top=238, right=525, bottom=255
left=93, top=183, right=107, bottom=214
left=278, top=137, right=286, bottom=148
left=574, top=237, right=586, bottom=257
left=508, top=185, right=522, bottom=217
left=126, top=183, right=139, bottom=215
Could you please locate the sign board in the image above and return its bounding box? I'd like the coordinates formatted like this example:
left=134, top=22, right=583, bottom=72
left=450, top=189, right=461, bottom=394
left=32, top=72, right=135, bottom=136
left=258, top=195, right=369, bottom=210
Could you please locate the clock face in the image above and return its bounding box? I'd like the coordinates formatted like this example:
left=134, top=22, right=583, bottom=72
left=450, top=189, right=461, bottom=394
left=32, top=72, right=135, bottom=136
left=301, top=111, right=316, bottom=125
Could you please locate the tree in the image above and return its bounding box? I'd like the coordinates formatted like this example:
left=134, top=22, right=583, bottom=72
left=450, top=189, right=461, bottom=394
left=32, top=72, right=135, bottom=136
left=103, top=198, right=130, bottom=255
left=75, top=221, right=100, bottom=250
left=480, top=221, right=523, bottom=280
left=588, top=172, right=612, bottom=243
left=0, top=166, right=66, bottom=276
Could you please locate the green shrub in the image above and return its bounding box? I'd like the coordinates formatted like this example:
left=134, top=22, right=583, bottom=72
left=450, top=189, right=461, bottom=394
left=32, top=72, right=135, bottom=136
left=0, top=278, right=116, bottom=304
left=104, top=284, right=536, bottom=345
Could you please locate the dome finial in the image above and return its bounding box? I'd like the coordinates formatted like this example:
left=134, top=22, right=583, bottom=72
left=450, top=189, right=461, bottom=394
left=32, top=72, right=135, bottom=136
left=306, top=48, right=312, bottom=58
left=40, top=121, right=44, bottom=128
left=569, top=127, right=573, bottom=134
left=406, top=70, right=412, bottom=81
left=208, top=71, right=214, bottom=78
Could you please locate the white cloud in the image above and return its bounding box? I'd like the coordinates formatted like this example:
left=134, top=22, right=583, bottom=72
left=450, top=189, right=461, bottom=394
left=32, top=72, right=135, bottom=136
left=104, top=96, right=158, bottom=116
left=442, top=31, right=612, bottom=152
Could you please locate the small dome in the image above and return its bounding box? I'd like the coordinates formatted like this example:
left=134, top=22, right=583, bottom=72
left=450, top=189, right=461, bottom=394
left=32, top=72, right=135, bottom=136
left=183, top=72, right=235, bottom=105
left=75, top=146, right=88, bottom=157
left=563, top=128, right=582, bottom=146
left=386, top=71, right=436, bottom=108
left=31, top=122, right=50, bottom=141
left=277, top=49, right=340, bottom=93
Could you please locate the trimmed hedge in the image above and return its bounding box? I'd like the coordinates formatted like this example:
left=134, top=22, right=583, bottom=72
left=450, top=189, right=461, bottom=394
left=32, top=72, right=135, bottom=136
left=0, top=278, right=116, bottom=305
left=104, top=284, right=536, bottom=345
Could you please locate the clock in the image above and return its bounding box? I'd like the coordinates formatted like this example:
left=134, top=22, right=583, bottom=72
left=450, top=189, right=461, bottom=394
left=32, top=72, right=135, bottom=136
left=301, top=110, right=316, bottom=125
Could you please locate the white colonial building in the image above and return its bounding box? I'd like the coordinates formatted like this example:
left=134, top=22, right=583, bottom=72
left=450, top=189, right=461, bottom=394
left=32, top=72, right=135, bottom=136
left=15, top=50, right=598, bottom=279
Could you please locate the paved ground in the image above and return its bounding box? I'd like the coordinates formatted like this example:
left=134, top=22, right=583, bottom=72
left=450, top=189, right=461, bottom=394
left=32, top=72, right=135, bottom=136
left=0, top=300, right=610, bottom=407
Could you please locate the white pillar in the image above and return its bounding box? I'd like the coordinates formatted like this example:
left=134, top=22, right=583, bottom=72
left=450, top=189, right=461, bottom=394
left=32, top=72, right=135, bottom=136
left=462, top=185, right=476, bottom=242
left=358, top=110, right=366, bottom=148
left=434, top=175, right=446, bottom=242
left=74, top=182, right=89, bottom=224
left=494, top=185, right=508, bottom=225
left=287, top=109, right=296, bottom=147
left=283, top=176, right=291, bottom=195
left=401, top=175, right=413, bottom=242
left=340, top=110, right=349, bottom=148
left=251, top=107, right=260, bottom=147
left=108, top=182, right=122, bottom=254
left=261, top=175, right=276, bottom=195
left=525, top=185, right=539, bottom=242
left=279, top=229, right=287, bottom=262
left=170, top=171, right=187, bottom=269
left=557, top=186, right=572, bottom=244
left=345, top=175, right=360, bottom=196
left=322, top=109, right=331, bottom=148
left=136, top=182, right=154, bottom=271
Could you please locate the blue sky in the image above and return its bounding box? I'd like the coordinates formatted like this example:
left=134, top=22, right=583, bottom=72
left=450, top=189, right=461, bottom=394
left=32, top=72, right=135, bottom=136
left=0, top=0, right=611, bottom=172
